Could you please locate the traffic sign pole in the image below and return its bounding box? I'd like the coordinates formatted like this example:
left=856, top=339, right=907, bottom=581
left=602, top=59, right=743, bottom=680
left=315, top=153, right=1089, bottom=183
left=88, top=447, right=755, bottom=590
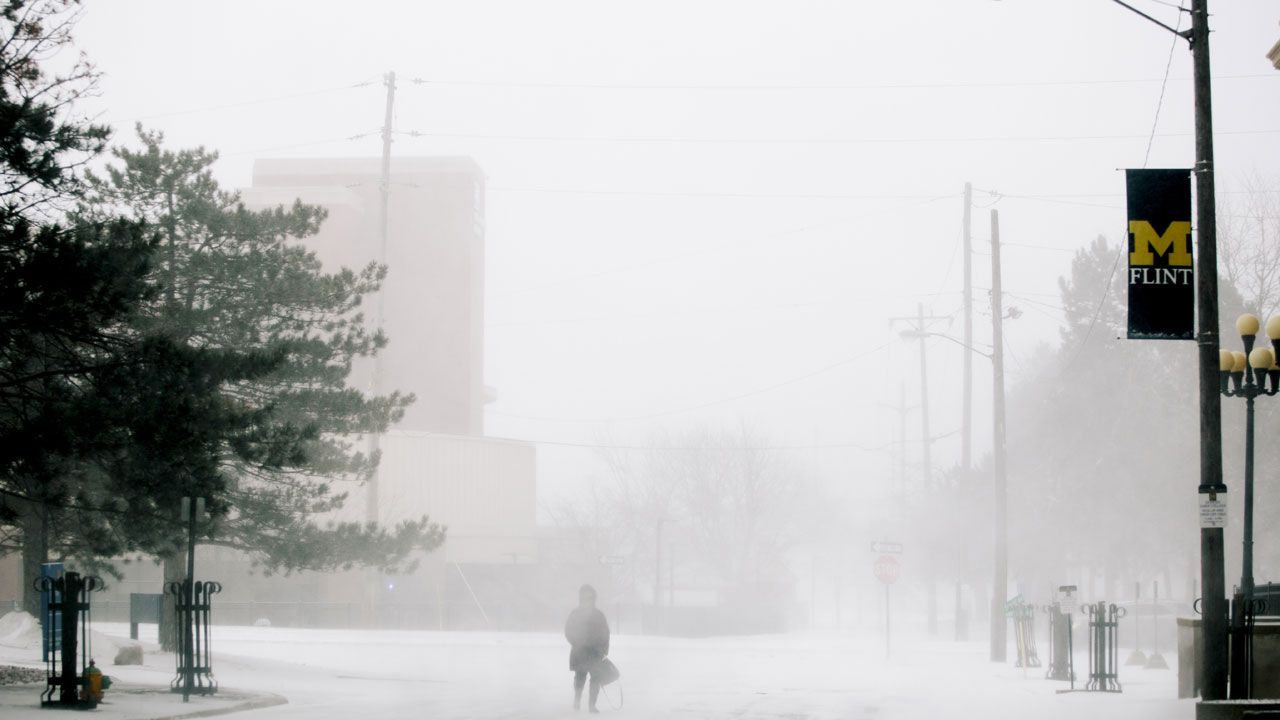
left=874, top=555, right=899, bottom=660
left=886, top=583, right=891, bottom=660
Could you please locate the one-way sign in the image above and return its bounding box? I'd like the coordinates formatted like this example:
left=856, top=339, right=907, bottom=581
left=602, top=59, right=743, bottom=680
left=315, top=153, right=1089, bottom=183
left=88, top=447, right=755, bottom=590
left=870, top=541, right=903, bottom=554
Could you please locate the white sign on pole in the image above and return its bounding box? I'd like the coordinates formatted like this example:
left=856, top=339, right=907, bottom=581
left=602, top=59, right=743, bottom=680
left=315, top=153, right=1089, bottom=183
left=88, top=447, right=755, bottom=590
left=1199, top=494, right=1227, bottom=528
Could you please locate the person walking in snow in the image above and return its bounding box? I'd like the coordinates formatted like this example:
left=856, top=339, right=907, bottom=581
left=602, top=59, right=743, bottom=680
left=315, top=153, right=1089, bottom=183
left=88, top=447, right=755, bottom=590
left=565, top=584, right=610, bottom=713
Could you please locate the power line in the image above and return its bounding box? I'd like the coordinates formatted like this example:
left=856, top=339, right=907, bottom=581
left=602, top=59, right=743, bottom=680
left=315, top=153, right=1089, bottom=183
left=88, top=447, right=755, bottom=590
left=490, top=184, right=1274, bottom=205
left=1061, top=2, right=1182, bottom=372
left=221, top=132, right=378, bottom=158
left=487, top=291, right=966, bottom=329
left=128, top=80, right=378, bottom=122
left=405, top=73, right=1273, bottom=92
left=1002, top=241, right=1078, bottom=253
left=399, top=128, right=1278, bottom=146
left=489, top=186, right=957, bottom=201
left=489, top=339, right=896, bottom=424
left=492, top=194, right=957, bottom=297
left=1064, top=246, right=1125, bottom=371
left=1004, top=291, right=1091, bottom=319
left=508, top=437, right=899, bottom=453
left=1144, top=4, right=1185, bottom=166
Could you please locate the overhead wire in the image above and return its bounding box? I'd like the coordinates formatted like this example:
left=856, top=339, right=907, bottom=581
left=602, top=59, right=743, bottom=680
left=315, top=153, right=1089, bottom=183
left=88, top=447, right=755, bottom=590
left=1063, top=4, right=1185, bottom=371
left=397, top=128, right=1278, bottom=146
left=488, top=339, right=897, bottom=424
left=488, top=186, right=957, bottom=202
left=405, top=73, right=1273, bottom=92
left=128, top=79, right=378, bottom=122
left=1143, top=3, right=1185, bottom=166
left=221, top=131, right=379, bottom=158
left=491, top=192, right=958, bottom=296
left=509, top=437, right=899, bottom=453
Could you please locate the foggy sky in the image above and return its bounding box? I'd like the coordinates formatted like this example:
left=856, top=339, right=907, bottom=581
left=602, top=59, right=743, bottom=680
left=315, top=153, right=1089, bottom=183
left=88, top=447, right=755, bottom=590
left=71, top=1, right=1280, bottom=512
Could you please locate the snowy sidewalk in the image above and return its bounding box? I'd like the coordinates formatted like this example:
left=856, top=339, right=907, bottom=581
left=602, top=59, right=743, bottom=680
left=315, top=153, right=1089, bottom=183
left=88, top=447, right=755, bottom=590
left=3, top=610, right=1198, bottom=719
left=0, top=610, right=285, bottom=720
left=0, top=682, right=285, bottom=720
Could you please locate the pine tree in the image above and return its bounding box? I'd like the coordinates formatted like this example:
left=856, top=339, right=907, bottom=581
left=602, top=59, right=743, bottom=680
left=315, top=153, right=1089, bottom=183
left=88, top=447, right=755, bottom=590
left=0, top=0, right=142, bottom=614
left=78, top=128, right=443, bottom=616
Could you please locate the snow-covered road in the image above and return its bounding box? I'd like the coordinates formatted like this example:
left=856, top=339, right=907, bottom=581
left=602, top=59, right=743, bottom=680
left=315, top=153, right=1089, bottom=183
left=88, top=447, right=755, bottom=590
left=89, top=623, right=1189, bottom=720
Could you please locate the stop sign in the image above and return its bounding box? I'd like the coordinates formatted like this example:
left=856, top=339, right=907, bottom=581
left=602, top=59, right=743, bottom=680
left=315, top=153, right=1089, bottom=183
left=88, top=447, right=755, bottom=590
left=874, top=555, right=899, bottom=585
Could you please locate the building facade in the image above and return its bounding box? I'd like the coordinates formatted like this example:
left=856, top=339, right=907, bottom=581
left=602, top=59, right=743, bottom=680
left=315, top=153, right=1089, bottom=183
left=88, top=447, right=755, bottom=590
left=243, top=156, right=487, bottom=436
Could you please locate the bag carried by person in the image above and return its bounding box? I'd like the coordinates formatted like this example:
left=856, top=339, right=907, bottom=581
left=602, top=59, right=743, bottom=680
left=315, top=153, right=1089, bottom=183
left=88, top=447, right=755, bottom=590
left=594, top=657, right=620, bottom=686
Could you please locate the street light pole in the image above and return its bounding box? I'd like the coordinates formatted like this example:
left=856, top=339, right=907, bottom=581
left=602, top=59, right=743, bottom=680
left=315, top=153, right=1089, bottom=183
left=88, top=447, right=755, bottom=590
left=1219, top=314, right=1280, bottom=698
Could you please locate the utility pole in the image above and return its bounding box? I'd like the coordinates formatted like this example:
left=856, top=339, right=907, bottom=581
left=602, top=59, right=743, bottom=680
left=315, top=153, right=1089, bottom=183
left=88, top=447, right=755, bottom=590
left=1110, top=0, right=1225, bottom=698
left=899, top=381, right=908, bottom=504
left=892, top=303, right=948, bottom=636
left=367, top=70, right=397, bottom=525
left=958, top=181, right=974, bottom=642
left=989, top=209, right=1009, bottom=663
left=917, top=303, right=935, bottom=505
left=1189, top=0, right=1227, bottom=700
left=962, top=182, right=973, bottom=475
left=654, top=518, right=664, bottom=607
left=917, top=302, right=937, bottom=637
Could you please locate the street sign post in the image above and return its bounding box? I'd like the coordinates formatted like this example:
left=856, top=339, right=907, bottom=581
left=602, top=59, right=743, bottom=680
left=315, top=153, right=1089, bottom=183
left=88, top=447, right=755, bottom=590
left=874, top=555, right=900, bottom=659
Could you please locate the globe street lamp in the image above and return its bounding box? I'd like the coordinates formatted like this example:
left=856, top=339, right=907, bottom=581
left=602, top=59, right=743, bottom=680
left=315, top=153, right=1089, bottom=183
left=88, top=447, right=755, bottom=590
left=1218, top=312, right=1280, bottom=698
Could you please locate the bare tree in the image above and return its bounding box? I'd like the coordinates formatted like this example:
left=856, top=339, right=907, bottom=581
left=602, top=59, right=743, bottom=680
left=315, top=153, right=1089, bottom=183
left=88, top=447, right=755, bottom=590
left=1220, top=171, right=1280, bottom=320
left=549, top=426, right=805, bottom=605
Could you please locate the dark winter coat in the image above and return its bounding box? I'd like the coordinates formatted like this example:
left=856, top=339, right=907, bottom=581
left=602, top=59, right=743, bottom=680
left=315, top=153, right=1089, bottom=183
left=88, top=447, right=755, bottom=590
left=565, top=606, right=610, bottom=672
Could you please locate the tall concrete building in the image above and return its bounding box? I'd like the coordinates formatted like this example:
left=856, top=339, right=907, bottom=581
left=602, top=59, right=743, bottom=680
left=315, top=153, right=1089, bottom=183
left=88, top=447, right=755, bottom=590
left=243, top=156, right=487, bottom=435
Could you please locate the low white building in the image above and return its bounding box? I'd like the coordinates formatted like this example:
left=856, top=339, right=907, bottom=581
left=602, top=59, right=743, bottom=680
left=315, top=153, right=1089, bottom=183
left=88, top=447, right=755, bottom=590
left=367, top=430, right=538, bottom=565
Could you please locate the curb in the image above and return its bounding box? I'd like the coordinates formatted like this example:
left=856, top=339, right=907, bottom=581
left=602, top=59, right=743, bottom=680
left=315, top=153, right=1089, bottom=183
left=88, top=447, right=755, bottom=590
left=131, top=690, right=289, bottom=720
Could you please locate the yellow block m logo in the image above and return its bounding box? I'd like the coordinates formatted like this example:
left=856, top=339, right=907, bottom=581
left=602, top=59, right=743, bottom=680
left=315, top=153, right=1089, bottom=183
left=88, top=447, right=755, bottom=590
left=1129, top=220, right=1192, bottom=267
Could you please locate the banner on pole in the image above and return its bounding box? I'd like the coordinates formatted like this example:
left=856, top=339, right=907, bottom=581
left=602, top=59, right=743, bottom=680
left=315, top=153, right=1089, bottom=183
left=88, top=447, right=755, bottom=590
left=1126, top=169, right=1193, bottom=340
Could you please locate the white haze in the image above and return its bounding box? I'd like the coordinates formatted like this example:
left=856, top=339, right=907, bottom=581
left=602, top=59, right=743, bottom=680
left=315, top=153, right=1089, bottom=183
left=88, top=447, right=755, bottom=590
left=38, top=2, right=1280, bottom=717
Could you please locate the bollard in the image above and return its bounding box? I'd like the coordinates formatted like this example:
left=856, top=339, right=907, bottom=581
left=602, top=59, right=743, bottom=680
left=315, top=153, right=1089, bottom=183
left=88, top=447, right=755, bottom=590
left=1125, top=581, right=1148, bottom=666
left=33, top=571, right=104, bottom=708
left=1145, top=580, right=1168, bottom=669
left=1083, top=601, right=1124, bottom=692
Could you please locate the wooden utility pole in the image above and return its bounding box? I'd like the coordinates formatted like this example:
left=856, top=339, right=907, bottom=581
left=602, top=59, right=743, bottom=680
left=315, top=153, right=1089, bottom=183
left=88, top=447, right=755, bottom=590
left=989, top=209, right=1008, bottom=663
left=899, top=381, right=907, bottom=504
left=962, top=182, right=974, bottom=475
left=958, top=181, right=974, bottom=642
left=917, top=302, right=938, bottom=637
left=917, top=303, right=935, bottom=504
left=367, top=70, right=397, bottom=524
left=892, top=303, right=949, bottom=636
